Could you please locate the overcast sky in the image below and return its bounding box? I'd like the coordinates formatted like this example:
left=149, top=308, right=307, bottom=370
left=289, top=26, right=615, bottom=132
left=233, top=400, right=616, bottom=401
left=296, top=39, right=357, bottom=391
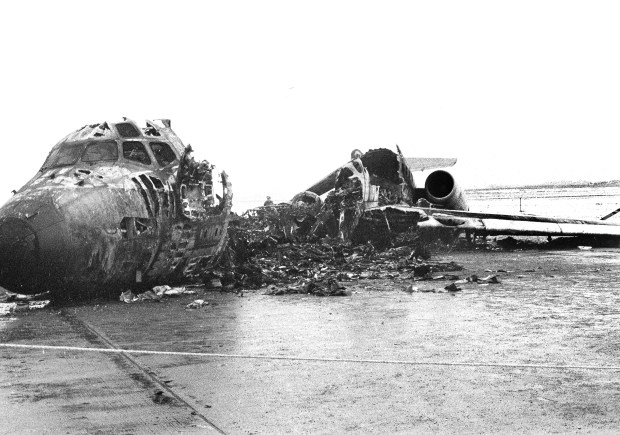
left=1, top=1, right=619, bottom=211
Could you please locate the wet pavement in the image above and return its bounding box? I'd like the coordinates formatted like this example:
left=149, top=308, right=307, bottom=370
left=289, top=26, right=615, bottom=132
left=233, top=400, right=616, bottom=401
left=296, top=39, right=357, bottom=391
left=2, top=248, right=620, bottom=434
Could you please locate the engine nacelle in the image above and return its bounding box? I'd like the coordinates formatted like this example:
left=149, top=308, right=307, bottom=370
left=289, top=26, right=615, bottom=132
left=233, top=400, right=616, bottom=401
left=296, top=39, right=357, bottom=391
left=424, top=170, right=469, bottom=211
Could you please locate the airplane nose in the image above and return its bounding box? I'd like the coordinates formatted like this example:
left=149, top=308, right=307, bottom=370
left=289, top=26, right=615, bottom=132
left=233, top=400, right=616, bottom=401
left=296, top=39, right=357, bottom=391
left=0, top=196, right=68, bottom=294
left=0, top=217, right=40, bottom=291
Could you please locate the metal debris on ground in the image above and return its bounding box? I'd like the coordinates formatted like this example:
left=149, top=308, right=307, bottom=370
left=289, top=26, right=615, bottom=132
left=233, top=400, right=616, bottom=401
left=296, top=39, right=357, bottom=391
left=0, top=286, right=51, bottom=314
left=119, top=286, right=195, bottom=303
left=185, top=299, right=209, bottom=309
left=0, top=300, right=51, bottom=315
left=479, top=275, right=501, bottom=284
left=0, top=286, right=50, bottom=303
left=28, top=300, right=51, bottom=310
left=0, top=303, right=17, bottom=316
left=119, top=290, right=136, bottom=303
left=265, top=278, right=352, bottom=297
left=444, top=283, right=462, bottom=292
left=207, top=209, right=465, bottom=297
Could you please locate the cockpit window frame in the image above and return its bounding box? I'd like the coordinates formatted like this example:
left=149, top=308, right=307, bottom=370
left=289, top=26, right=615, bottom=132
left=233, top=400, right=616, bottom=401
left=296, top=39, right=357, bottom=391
left=148, top=141, right=178, bottom=167
left=81, top=140, right=119, bottom=164
left=115, top=122, right=142, bottom=138
left=41, top=141, right=87, bottom=170
left=122, top=141, right=153, bottom=166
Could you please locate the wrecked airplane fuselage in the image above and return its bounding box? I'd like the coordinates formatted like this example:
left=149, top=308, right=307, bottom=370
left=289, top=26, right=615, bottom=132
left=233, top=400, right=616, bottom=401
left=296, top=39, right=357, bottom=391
left=303, top=148, right=467, bottom=244
left=295, top=147, right=620, bottom=245
left=0, top=119, right=232, bottom=296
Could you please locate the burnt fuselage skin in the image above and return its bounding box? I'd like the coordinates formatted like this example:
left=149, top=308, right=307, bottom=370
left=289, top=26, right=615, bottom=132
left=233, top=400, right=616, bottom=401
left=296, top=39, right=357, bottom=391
left=302, top=148, right=620, bottom=244
left=0, top=120, right=232, bottom=296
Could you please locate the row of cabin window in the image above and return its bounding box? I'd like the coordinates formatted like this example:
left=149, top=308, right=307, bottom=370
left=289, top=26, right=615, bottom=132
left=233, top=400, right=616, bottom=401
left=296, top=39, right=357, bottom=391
left=44, top=140, right=178, bottom=169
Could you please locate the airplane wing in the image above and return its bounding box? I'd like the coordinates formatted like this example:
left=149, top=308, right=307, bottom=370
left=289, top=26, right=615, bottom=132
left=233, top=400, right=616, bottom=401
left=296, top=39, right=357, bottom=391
left=365, top=205, right=620, bottom=238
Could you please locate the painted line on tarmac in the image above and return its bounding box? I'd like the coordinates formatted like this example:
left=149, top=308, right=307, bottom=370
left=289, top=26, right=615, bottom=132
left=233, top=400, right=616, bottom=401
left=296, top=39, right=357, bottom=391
left=59, top=313, right=226, bottom=435
left=2, top=343, right=620, bottom=371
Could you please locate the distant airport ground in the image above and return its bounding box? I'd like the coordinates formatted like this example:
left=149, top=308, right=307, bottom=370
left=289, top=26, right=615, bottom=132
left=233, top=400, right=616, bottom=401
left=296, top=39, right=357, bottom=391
left=467, top=184, right=620, bottom=221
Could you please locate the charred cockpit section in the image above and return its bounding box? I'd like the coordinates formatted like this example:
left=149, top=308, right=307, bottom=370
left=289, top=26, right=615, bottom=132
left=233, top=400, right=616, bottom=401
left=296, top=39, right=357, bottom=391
left=177, top=146, right=232, bottom=219
left=0, top=118, right=232, bottom=297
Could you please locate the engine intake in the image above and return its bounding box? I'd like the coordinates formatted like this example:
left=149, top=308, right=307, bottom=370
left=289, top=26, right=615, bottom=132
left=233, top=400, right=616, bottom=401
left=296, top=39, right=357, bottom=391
left=424, top=170, right=469, bottom=211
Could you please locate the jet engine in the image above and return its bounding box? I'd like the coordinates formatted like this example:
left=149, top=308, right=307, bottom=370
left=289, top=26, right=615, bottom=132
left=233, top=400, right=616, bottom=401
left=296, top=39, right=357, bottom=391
left=424, top=170, right=469, bottom=211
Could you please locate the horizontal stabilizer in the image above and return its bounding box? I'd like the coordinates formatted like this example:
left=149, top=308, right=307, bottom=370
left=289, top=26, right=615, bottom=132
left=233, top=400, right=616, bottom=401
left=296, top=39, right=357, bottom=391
left=404, top=157, right=457, bottom=171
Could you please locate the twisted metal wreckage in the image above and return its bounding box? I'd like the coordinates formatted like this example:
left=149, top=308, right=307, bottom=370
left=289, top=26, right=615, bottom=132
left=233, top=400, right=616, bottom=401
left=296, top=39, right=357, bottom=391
left=278, top=147, right=620, bottom=246
left=0, top=120, right=619, bottom=298
left=0, top=119, right=232, bottom=296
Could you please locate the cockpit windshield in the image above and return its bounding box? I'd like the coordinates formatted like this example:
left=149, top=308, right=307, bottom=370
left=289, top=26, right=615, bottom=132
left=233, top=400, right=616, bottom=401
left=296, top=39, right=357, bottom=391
left=42, top=142, right=86, bottom=169
left=42, top=140, right=120, bottom=169
left=82, top=141, right=118, bottom=163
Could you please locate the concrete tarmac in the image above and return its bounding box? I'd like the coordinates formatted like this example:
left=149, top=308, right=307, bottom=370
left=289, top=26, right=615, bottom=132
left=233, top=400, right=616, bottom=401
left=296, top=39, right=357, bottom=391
left=2, top=248, right=620, bottom=434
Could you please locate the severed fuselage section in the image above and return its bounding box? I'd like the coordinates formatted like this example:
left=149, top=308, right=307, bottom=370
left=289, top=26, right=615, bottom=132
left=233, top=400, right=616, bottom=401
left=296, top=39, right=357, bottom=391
left=293, top=147, right=620, bottom=246
left=0, top=119, right=232, bottom=296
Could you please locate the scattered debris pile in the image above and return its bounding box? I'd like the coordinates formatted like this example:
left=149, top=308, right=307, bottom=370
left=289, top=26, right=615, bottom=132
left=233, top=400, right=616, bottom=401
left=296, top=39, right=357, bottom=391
left=402, top=272, right=503, bottom=294
left=264, top=278, right=352, bottom=297
left=0, top=286, right=50, bottom=315
left=185, top=299, right=209, bottom=309
left=211, top=210, right=463, bottom=296
left=119, top=286, right=213, bottom=309
left=119, top=285, right=198, bottom=303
